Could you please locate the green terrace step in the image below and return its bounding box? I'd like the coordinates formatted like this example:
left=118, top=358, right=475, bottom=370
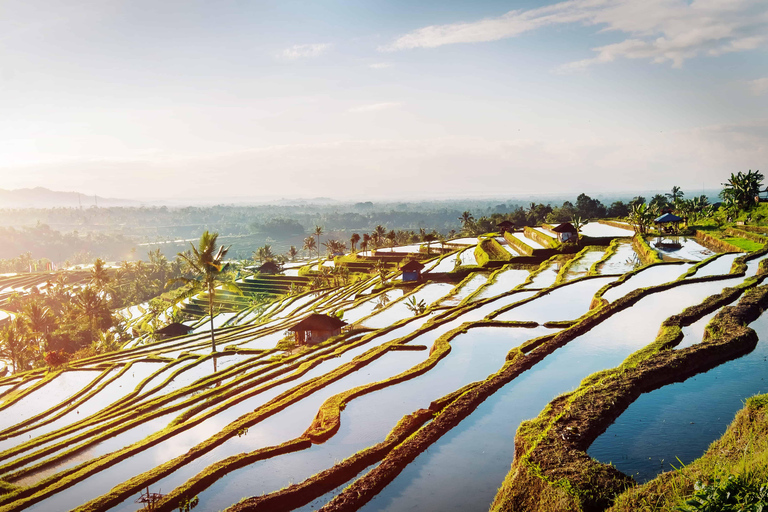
left=245, top=276, right=310, bottom=284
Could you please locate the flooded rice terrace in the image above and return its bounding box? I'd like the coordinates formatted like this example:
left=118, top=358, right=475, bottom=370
left=0, top=237, right=766, bottom=512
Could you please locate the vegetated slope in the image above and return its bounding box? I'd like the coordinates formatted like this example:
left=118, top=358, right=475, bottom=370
left=0, top=231, right=766, bottom=512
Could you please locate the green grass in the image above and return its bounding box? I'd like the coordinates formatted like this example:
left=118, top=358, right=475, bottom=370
left=721, top=237, right=764, bottom=252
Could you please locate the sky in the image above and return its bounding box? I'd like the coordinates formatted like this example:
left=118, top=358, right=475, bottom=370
left=0, top=0, right=766, bottom=202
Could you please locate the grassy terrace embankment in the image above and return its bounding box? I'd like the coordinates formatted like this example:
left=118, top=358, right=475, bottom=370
left=475, top=237, right=513, bottom=267
left=489, top=250, right=768, bottom=512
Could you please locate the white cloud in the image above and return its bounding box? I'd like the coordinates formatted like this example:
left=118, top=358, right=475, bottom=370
left=747, top=77, right=768, bottom=95
left=279, top=43, right=331, bottom=59
left=368, top=62, right=393, bottom=69
left=383, top=0, right=768, bottom=69
left=347, top=102, right=402, bottom=113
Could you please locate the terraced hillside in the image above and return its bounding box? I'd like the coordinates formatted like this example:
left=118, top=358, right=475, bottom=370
left=0, top=230, right=767, bottom=512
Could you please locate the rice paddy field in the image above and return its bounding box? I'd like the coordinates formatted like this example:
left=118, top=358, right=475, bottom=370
left=1, top=229, right=767, bottom=512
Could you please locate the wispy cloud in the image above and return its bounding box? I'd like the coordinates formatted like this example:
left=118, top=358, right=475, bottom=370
left=747, top=77, right=768, bottom=96
left=382, top=0, right=768, bottom=69
left=368, top=62, right=393, bottom=69
left=347, top=102, right=402, bottom=113
left=280, top=43, right=331, bottom=59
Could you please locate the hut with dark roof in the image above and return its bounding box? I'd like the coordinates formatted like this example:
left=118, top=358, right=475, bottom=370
left=654, top=212, right=683, bottom=234
left=288, top=313, right=347, bottom=345
left=155, top=322, right=194, bottom=339
left=400, top=260, right=425, bottom=282
left=258, top=261, right=281, bottom=274
left=551, top=222, right=578, bottom=243
left=496, top=220, right=515, bottom=234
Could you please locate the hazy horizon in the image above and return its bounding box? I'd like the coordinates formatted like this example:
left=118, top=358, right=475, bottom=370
left=1, top=0, right=765, bottom=200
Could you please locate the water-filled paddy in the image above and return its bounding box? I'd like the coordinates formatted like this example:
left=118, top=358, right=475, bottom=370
left=360, top=275, right=749, bottom=512
left=652, top=236, right=716, bottom=261
left=598, top=242, right=640, bottom=275
left=579, top=223, right=634, bottom=237
left=176, top=326, right=553, bottom=512
left=470, top=268, right=529, bottom=301
left=562, top=248, right=607, bottom=281
left=494, top=276, right=614, bottom=323
left=588, top=313, right=768, bottom=482
left=602, top=263, right=691, bottom=303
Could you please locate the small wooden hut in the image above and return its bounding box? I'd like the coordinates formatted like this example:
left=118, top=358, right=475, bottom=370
left=551, top=222, right=578, bottom=243
left=154, top=322, right=194, bottom=339
left=496, top=220, right=515, bottom=234
left=400, top=260, right=425, bottom=282
left=288, top=314, right=347, bottom=345
left=258, top=261, right=281, bottom=274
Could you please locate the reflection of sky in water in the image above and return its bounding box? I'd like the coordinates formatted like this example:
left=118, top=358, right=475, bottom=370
left=0, top=370, right=106, bottom=432
left=471, top=269, right=530, bottom=301
left=603, top=264, right=692, bottom=302
left=589, top=313, right=768, bottom=482
left=579, top=223, right=634, bottom=237
left=563, top=249, right=607, bottom=281
left=687, top=253, right=740, bottom=278
left=495, top=277, right=614, bottom=323
left=362, top=276, right=749, bottom=512
left=598, top=243, right=639, bottom=275
left=652, top=237, right=715, bottom=261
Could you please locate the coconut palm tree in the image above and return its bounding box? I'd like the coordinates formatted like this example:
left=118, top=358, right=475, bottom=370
left=175, top=231, right=240, bottom=353
left=666, top=186, right=684, bottom=205
left=361, top=233, right=370, bottom=254
left=387, top=230, right=397, bottom=252
left=303, top=236, right=317, bottom=259
left=422, top=233, right=437, bottom=255
left=314, top=226, right=323, bottom=261
left=458, top=211, right=475, bottom=235
left=0, top=318, right=30, bottom=374
left=350, top=233, right=360, bottom=253
left=23, top=301, right=56, bottom=353
left=89, top=258, right=111, bottom=293
left=287, top=246, right=299, bottom=261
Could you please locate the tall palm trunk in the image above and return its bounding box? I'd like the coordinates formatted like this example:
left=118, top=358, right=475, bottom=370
left=208, top=282, right=216, bottom=352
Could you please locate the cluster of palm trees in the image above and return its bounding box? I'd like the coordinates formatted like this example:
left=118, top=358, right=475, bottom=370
left=720, top=170, right=764, bottom=210
left=0, top=260, right=126, bottom=373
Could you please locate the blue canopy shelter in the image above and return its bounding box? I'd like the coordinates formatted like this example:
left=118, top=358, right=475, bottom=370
left=654, top=212, right=684, bottom=248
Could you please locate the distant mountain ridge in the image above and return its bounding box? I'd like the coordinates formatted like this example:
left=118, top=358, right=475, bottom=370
left=0, top=187, right=137, bottom=208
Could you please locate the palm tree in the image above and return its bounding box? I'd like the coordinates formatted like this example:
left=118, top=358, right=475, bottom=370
left=350, top=233, right=360, bottom=253
left=287, top=246, right=299, bottom=262
left=314, top=226, right=323, bottom=261
left=303, top=236, right=317, bottom=259
left=387, top=230, right=397, bottom=252
left=666, top=186, right=684, bottom=205
left=175, top=231, right=240, bottom=353
left=458, top=211, right=475, bottom=235
left=361, top=233, right=370, bottom=254
left=721, top=170, right=764, bottom=209
left=0, top=318, right=30, bottom=374
left=89, top=258, right=111, bottom=293
left=422, top=233, right=437, bottom=255
left=74, top=287, right=105, bottom=339
left=23, top=302, right=56, bottom=353
left=370, top=232, right=381, bottom=251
